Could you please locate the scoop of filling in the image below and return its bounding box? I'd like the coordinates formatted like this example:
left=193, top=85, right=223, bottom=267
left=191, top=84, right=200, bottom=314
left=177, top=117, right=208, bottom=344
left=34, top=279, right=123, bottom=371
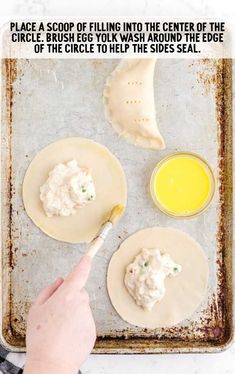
left=124, top=248, right=182, bottom=311
left=40, top=160, right=96, bottom=217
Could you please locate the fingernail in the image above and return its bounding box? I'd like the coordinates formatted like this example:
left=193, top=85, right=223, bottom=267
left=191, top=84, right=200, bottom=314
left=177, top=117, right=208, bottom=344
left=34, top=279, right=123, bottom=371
left=55, top=277, right=63, bottom=284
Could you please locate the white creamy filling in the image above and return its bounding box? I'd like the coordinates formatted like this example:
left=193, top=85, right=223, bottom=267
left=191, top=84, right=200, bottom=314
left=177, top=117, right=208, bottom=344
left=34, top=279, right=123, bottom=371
left=40, top=160, right=96, bottom=217
left=124, top=248, right=182, bottom=311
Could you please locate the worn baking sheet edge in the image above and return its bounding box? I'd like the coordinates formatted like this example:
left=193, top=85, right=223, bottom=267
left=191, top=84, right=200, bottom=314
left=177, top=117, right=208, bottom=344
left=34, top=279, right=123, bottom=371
left=0, top=59, right=24, bottom=352
left=0, top=59, right=233, bottom=353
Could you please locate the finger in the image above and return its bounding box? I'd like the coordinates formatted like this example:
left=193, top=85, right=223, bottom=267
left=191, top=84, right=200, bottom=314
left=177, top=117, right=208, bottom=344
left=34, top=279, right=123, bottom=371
left=34, top=277, right=64, bottom=306
left=80, top=288, right=90, bottom=303
left=64, top=255, right=91, bottom=291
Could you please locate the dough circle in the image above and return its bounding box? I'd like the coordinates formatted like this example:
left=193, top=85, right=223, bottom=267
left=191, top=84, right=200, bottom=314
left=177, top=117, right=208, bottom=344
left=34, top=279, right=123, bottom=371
left=107, top=227, right=209, bottom=328
left=23, top=137, right=127, bottom=243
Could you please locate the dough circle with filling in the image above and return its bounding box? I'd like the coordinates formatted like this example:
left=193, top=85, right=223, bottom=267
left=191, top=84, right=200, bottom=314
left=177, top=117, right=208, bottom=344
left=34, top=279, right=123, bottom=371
left=107, top=227, right=209, bottom=328
left=23, top=137, right=127, bottom=243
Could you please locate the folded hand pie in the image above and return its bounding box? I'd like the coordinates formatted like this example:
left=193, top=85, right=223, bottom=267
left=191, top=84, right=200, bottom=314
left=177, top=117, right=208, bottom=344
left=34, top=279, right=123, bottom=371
left=104, top=59, right=165, bottom=150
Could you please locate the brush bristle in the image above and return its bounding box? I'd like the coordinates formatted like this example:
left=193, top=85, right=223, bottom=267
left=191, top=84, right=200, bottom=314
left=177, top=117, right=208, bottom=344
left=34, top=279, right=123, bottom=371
left=108, top=204, right=125, bottom=225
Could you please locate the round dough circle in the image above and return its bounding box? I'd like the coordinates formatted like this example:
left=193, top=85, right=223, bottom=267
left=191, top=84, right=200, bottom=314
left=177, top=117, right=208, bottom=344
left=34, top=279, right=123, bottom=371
left=107, top=227, right=209, bottom=328
left=23, top=137, right=127, bottom=243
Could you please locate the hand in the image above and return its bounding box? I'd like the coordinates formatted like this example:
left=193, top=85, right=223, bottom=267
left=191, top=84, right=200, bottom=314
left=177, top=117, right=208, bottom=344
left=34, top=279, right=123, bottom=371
left=24, top=256, right=96, bottom=374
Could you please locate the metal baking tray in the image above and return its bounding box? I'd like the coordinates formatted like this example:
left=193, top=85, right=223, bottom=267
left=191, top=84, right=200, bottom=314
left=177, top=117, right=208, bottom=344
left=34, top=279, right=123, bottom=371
left=0, top=58, right=233, bottom=353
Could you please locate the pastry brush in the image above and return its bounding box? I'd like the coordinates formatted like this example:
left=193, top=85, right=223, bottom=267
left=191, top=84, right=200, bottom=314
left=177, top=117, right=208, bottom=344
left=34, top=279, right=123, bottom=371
left=86, top=204, right=124, bottom=258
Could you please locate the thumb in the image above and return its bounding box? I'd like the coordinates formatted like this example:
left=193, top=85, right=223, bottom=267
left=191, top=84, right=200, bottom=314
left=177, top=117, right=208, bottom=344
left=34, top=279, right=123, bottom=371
left=64, top=255, right=92, bottom=291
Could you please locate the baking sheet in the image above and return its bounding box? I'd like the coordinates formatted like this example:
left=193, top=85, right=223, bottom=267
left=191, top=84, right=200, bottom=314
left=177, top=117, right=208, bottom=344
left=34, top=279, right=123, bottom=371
left=1, top=58, right=233, bottom=353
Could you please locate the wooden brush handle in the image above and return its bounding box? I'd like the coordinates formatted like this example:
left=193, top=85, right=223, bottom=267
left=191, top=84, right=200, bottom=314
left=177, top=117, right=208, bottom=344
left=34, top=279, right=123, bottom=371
left=86, top=237, right=104, bottom=258
left=86, top=222, right=113, bottom=258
